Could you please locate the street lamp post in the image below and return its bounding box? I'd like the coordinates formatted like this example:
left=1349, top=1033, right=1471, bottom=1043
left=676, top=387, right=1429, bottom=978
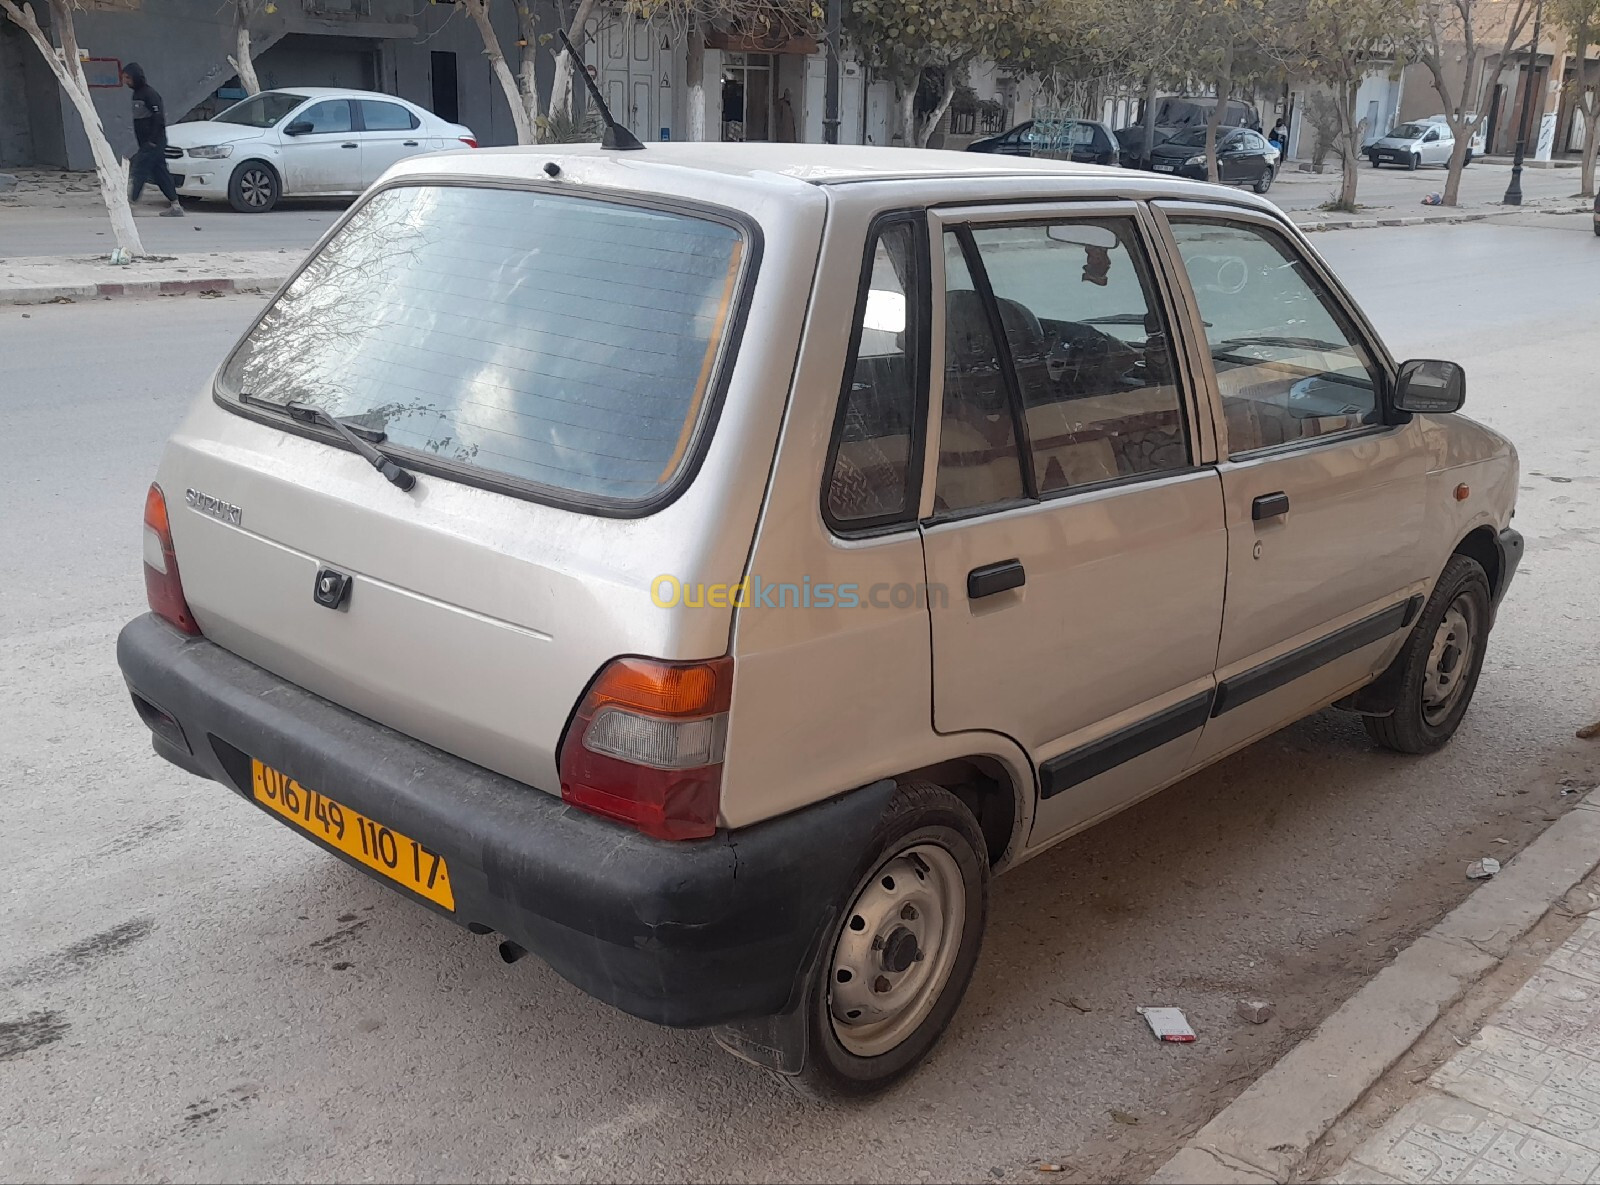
left=1502, top=0, right=1546, bottom=205
left=822, top=0, right=842, bottom=144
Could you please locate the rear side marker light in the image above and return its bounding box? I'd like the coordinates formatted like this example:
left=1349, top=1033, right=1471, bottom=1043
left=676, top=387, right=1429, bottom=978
left=143, top=483, right=200, bottom=635
left=459, top=136, right=479, bottom=148
left=558, top=656, right=733, bottom=841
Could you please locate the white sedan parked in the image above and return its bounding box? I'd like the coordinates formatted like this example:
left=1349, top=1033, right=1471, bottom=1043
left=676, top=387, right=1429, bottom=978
left=165, top=88, right=477, bottom=212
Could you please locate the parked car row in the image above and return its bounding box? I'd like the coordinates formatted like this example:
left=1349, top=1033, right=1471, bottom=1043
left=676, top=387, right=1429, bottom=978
left=167, top=86, right=477, bottom=212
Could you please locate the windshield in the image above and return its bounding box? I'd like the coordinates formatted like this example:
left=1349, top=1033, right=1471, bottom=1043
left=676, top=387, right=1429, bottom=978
left=219, top=185, right=747, bottom=507
left=1388, top=123, right=1431, bottom=139
left=214, top=91, right=308, bottom=128
left=1166, top=127, right=1212, bottom=148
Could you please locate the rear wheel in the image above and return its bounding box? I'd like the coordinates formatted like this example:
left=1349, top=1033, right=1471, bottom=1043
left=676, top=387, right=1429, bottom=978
left=228, top=161, right=280, bottom=213
left=1365, top=554, right=1491, bottom=754
left=1254, top=165, right=1275, bottom=194
left=1464, top=150, right=1474, bottom=166
left=784, top=782, right=988, bottom=1099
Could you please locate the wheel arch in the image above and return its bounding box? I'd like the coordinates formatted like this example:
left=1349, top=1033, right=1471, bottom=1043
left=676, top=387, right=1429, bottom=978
left=1452, top=524, right=1502, bottom=600
left=888, top=745, right=1031, bottom=870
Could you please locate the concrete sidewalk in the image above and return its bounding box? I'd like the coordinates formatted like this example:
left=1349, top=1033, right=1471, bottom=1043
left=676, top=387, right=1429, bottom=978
left=1149, top=774, right=1600, bottom=1185
left=1329, top=913, right=1600, bottom=1183
left=0, top=250, right=293, bottom=305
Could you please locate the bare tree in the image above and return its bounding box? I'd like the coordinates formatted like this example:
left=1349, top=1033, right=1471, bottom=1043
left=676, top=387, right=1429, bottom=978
left=1413, top=0, right=1536, bottom=204
left=1551, top=0, right=1600, bottom=195
left=0, top=0, right=144, bottom=255
left=226, top=0, right=273, bottom=96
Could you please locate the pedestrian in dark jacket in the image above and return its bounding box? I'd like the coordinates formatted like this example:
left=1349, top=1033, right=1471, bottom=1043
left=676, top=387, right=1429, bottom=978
left=121, top=62, right=184, bottom=217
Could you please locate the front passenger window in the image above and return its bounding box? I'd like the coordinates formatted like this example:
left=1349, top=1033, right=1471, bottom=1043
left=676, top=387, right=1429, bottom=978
left=299, top=100, right=353, bottom=135
left=1169, top=220, right=1383, bottom=456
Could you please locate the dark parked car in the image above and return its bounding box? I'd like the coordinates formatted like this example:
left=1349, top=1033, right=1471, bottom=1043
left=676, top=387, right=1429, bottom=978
left=1116, top=96, right=1261, bottom=168
left=965, top=119, right=1120, bottom=166
left=1148, top=125, right=1279, bottom=192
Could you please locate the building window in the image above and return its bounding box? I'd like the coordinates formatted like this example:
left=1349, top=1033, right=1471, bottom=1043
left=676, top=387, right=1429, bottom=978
left=721, top=53, right=774, bottom=141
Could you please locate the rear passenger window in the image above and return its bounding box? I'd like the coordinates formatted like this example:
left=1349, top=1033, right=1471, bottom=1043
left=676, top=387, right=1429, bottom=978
left=967, top=220, right=1188, bottom=492
left=936, top=235, right=1027, bottom=514
left=1168, top=219, right=1383, bottom=456
left=826, top=220, right=925, bottom=529
left=360, top=100, right=419, bottom=131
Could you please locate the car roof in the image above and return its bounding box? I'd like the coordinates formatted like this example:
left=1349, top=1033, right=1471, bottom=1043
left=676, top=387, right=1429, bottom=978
left=395, top=142, right=1259, bottom=193
left=261, top=86, right=424, bottom=104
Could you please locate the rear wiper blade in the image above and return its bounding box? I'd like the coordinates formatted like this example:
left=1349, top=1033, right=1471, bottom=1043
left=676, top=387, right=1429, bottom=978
left=241, top=393, right=417, bottom=492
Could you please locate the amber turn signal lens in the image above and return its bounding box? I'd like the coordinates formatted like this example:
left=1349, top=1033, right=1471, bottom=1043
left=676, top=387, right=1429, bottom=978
left=1454, top=483, right=1470, bottom=502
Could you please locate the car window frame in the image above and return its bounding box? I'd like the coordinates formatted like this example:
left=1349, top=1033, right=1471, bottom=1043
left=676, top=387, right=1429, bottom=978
left=356, top=99, right=421, bottom=133
left=1146, top=199, right=1403, bottom=463
left=212, top=175, right=765, bottom=520
left=820, top=209, right=933, bottom=538
left=921, top=200, right=1215, bottom=525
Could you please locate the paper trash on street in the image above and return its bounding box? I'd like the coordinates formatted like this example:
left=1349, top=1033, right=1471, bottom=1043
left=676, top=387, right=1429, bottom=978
left=1137, top=1006, right=1197, bottom=1042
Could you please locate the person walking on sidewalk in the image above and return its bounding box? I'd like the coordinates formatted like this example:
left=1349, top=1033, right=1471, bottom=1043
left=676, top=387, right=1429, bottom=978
left=121, top=63, right=184, bottom=218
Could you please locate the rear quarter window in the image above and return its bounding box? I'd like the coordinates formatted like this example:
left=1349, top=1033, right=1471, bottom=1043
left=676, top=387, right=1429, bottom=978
left=218, top=184, right=750, bottom=510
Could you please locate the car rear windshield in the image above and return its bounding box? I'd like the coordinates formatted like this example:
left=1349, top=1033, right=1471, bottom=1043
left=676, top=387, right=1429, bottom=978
left=218, top=184, right=747, bottom=508
left=215, top=92, right=307, bottom=128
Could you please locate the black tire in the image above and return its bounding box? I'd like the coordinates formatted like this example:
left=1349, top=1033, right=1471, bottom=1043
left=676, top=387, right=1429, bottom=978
left=228, top=161, right=280, bottom=213
left=1464, top=150, right=1473, bottom=166
left=1254, top=165, right=1275, bottom=194
left=1370, top=154, right=1381, bottom=168
left=1364, top=554, right=1492, bottom=754
left=1409, top=152, right=1421, bottom=171
left=783, top=782, right=989, bottom=1100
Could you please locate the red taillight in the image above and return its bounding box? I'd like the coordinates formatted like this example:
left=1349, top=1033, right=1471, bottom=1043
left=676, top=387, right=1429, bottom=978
left=143, top=483, right=200, bottom=635
left=459, top=136, right=478, bottom=148
left=559, top=656, right=733, bottom=841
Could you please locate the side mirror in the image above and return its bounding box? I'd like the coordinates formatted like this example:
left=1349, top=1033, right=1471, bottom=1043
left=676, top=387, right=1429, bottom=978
left=1394, top=358, right=1465, bottom=413
left=284, top=120, right=313, bottom=136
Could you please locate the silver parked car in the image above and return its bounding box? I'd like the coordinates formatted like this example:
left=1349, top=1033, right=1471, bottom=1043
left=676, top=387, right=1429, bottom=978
left=119, top=144, right=1521, bottom=1097
left=1367, top=119, right=1464, bottom=169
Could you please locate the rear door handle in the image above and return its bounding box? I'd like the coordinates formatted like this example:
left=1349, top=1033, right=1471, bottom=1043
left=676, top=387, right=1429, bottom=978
left=967, top=559, right=1025, bottom=600
left=340, top=142, right=358, bottom=149
left=1252, top=491, right=1290, bottom=520
left=403, top=140, right=419, bottom=146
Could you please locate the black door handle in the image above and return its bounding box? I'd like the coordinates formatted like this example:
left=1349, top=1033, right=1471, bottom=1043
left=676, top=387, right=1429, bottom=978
left=403, top=140, right=419, bottom=146
left=1252, top=491, right=1290, bottom=520
left=968, top=559, right=1025, bottom=599
left=341, top=142, right=358, bottom=149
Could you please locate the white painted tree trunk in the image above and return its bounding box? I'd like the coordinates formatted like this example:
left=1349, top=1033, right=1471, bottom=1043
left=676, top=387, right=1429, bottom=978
left=897, top=85, right=917, bottom=147
left=917, top=67, right=960, bottom=149
left=0, top=0, right=145, bottom=256
left=231, top=16, right=262, bottom=96
left=550, top=0, right=601, bottom=120
left=686, top=15, right=705, bottom=141
left=465, top=0, right=534, bottom=144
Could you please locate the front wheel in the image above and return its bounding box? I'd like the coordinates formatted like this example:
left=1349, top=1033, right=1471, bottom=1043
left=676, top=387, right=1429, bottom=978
left=785, top=783, right=988, bottom=1099
left=1369, top=154, right=1381, bottom=168
left=1254, top=166, right=1275, bottom=194
left=1464, top=150, right=1474, bottom=166
left=228, top=161, right=280, bottom=213
left=1365, top=554, right=1492, bottom=754
left=1409, top=153, right=1421, bottom=171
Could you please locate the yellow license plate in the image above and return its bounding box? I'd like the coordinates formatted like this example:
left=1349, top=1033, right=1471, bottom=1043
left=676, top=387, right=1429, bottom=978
left=251, top=760, right=455, bottom=910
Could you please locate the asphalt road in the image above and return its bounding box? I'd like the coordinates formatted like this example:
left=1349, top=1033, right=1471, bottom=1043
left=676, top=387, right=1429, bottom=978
left=0, top=158, right=1583, bottom=258
left=2, top=219, right=1598, bottom=1184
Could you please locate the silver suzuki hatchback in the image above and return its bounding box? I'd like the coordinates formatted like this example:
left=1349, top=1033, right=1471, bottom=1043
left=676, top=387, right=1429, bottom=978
left=119, top=143, right=1521, bottom=1097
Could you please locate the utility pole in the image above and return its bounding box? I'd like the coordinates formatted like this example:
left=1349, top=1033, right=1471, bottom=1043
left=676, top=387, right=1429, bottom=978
left=1503, top=0, right=1545, bottom=205
left=823, top=0, right=841, bottom=144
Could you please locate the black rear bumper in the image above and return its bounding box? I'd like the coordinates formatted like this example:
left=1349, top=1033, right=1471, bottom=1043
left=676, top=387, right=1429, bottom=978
left=116, top=614, right=892, bottom=1028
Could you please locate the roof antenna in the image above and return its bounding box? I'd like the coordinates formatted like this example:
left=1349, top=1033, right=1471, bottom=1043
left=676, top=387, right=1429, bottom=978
left=557, top=29, right=644, bottom=151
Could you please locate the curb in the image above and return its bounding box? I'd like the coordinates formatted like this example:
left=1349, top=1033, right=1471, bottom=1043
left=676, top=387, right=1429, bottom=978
left=1293, top=211, right=1498, bottom=233
left=1147, top=786, right=1600, bottom=1185
left=0, top=274, right=287, bottom=306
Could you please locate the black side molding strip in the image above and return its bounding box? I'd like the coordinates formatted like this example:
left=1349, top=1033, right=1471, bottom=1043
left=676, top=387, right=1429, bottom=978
left=1040, top=690, right=1215, bottom=800
left=1212, top=594, right=1424, bottom=717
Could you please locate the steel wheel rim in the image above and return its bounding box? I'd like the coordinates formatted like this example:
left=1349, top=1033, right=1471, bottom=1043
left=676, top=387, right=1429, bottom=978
left=240, top=169, right=272, bottom=208
left=1422, top=595, right=1476, bottom=725
left=828, top=843, right=966, bottom=1058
